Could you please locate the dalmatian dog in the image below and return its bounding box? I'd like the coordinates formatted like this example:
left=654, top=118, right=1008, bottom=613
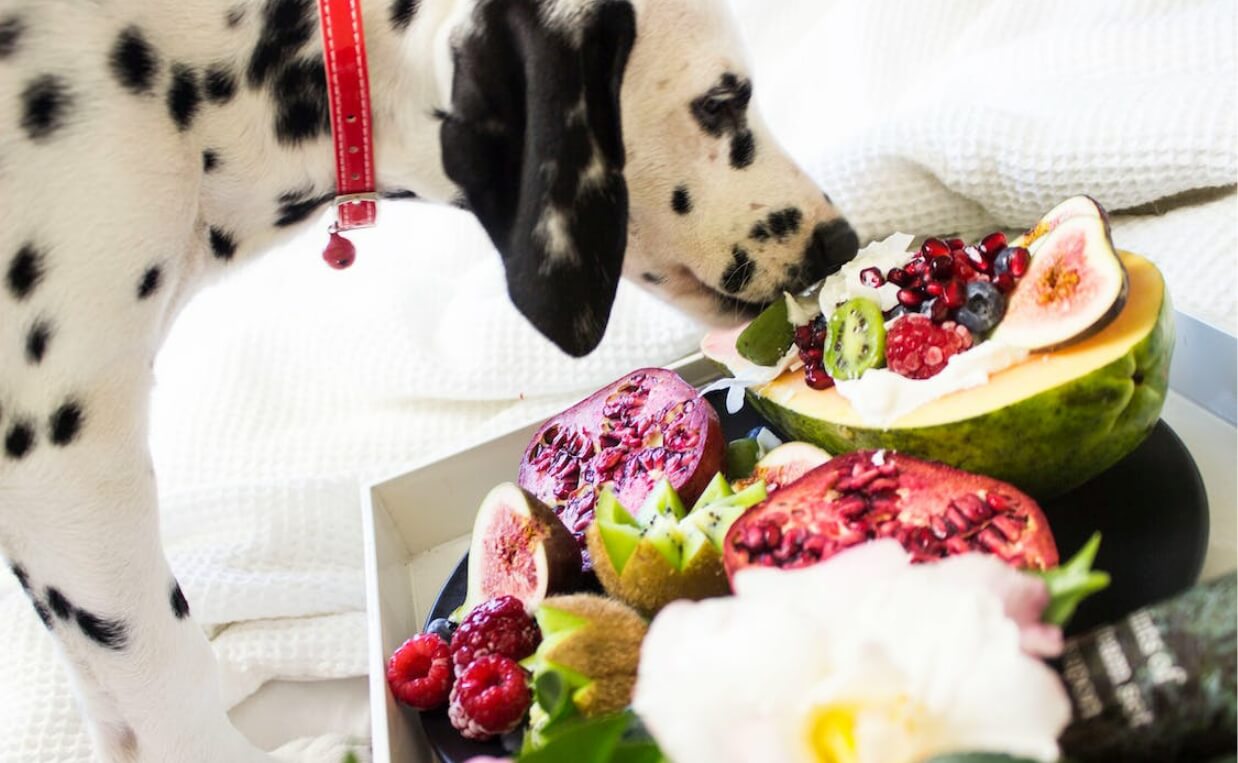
left=0, top=0, right=857, bottom=759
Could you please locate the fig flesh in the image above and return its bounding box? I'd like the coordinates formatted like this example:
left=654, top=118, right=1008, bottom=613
left=993, top=198, right=1128, bottom=351
left=463, top=483, right=581, bottom=614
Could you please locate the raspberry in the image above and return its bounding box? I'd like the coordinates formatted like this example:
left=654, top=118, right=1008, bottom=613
left=386, top=633, right=453, bottom=710
left=885, top=315, right=973, bottom=380
left=448, top=655, right=531, bottom=740
left=451, top=596, right=541, bottom=676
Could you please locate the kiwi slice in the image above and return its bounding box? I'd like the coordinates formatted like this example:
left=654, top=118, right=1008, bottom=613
left=736, top=296, right=793, bottom=366
left=823, top=298, right=885, bottom=380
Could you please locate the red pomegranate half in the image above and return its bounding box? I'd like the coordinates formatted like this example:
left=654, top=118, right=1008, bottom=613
left=723, top=450, right=1058, bottom=582
left=519, top=368, right=724, bottom=572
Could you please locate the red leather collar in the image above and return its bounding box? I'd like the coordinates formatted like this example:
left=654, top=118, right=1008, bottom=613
left=318, top=0, right=377, bottom=268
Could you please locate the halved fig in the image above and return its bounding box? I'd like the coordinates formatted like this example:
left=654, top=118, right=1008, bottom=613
left=735, top=441, right=831, bottom=493
left=1011, top=194, right=1110, bottom=249
left=992, top=199, right=1128, bottom=351
left=723, top=450, right=1058, bottom=583
left=519, top=369, right=725, bottom=572
left=464, top=483, right=582, bottom=613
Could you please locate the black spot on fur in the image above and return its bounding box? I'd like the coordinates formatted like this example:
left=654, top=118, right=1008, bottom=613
left=720, top=245, right=756, bottom=294
left=271, top=57, right=329, bottom=144
left=21, top=74, right=72, bottom=141
left=76, top=609, right=128, bottom=650
left=25, top=319, right=51, bottom=364
left=209, top=227, right=237, bottom=260
left=171, top=582, right=190, bottom=619
left=0, top=15, right=24, bottom=59
left=690, top=73, right=752, bottom=137
left=275, top=187, right=333, bottom=227
left=203, top=149, right=220, bottom=172
left=766, top=207, right=802, bottom=239
left=4, top=420, right=33, bottom=459
left=671, top=186, right=692, bottom=215
left=391, top=0, right=420, bottom=30
left=248, top=0, right=314, bottom=88
left=32, top=601, right=52, bottom=628
left=49, top=401, right=83, bottom=446
left=46, top=587, right=72, bottom=620
left=640, top=272, right=665, bottom=285
left=226, top=5, right=246, bottom=27
left=380, top=188, right=419, bottom=200
left=7, top=243, right=45, bottom=300
left=167, top=64, right=201, bottom=130
left=10, top=565, right=30, bottom=591
left=749, top=222, right=770, bottom=242
left=729, top=129, right=755, bottom=169
left=110, top=27, right=158, bottom=94
left=204, top=64, right=237, bottom=103
left=137, top=266, right=161, bottom=299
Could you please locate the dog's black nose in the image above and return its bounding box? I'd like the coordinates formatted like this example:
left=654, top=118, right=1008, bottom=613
left=800, top=219, right=860, bottom=285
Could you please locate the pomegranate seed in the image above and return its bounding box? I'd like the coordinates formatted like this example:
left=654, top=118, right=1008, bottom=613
left=929, top=255, right=954, bottom=281
left=897, top=289, right=924, bottom=308
left=943, top=279, right=967, bottom=309
left=994, top=273, right=1016, bottom=293
left=886, top=267, right=911, bottom=287
left=945, top=505, right=971, bottom=532
left=955, top=262, right=976, bottom=281
left=905, top=260, right=927, bottom=277
left=930, top=516, right=951, bottom=539
left=925, top=281, right=943, bottom=297
left=992, top=514, right=1025, bottom=541
left=976, top=527, right=1008, bottom=552
left=985, top=492, right=1010, bottom=512
left=979, top=231, right=1008, bottom=258
left=921, top=238, right=950, bottom=259
left=965, top=245, right=992, bottom=273
left=804, top=365, right=835, bottom=390
left=800, top=348, right=824, bottom=365
left=925, top=298, right=950, bottom=323
left=859, top=267, right=885, bottom=288
left=793, top=324, right=812, bottom=347
left=1006, top=246, right=1030, bottom=277
left=945, top=237, right=966, bottom=251
left=956, top=494, right=992, bottom=523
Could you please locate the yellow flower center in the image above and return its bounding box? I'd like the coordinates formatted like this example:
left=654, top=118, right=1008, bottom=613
left=806, top=695, right=931, bottom=763
left=806, top=705, right=859, bottom=763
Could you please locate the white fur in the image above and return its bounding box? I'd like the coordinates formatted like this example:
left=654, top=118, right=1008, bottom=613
left=0, top=0, right=844, bottom=760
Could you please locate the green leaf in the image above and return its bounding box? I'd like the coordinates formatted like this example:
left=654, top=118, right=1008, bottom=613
left=1032, top=532, right=1111, bottom=626
left=518, top=712, right=630, bottom=763
left=534, top=670, right=575, bottom=725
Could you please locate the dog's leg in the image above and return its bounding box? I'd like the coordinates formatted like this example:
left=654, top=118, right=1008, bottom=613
left=0, top=104, right=272, bottom=763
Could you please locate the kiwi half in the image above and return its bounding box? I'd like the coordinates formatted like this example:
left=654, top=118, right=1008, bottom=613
left=585, top=475, right=766, bottom=616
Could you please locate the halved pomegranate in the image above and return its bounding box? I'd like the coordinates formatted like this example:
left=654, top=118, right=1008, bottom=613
left=723, top=450, right=1058, bottom=582
left=519, top=369, right=724, bottom=572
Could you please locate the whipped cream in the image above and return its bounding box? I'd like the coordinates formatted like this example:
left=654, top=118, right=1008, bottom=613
left=833, top=340, right=1030, bottom=427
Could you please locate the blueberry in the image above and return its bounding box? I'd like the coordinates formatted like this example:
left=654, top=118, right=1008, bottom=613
left=993, top=247, right=1013, bottom=276
left=500, top=725, right=525, bottom=753
left=954, top=281, right=1006, bottom=334
left=425, top=618, right=457, bottom=644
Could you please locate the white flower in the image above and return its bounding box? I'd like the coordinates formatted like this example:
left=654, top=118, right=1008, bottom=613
left=632, top=542, right=1070, bottom=763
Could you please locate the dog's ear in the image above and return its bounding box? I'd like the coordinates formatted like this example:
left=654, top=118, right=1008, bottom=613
left=440, top=0, right=636, bottom=357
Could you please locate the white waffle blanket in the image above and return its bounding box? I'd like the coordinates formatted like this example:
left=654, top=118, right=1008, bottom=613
left=1, top=0, right=1233, bottom=758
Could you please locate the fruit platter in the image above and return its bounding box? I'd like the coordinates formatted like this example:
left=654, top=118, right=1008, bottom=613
left=366, top=199, right=1234, bottom=763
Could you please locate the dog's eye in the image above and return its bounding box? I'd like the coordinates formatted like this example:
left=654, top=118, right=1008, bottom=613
left=701, top=98, right=723, bottom=115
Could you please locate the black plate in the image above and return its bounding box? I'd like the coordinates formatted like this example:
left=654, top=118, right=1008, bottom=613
left=419, top=393, right=1210, bottom=763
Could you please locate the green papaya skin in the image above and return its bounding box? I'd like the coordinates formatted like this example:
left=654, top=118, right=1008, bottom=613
left=1057, top=574, right=1237, bottom=762
left=747, top=292, right=1173, bottom=499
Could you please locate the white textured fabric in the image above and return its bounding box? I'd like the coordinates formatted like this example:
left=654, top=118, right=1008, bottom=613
left=2, top=1, right=1234, bottom=759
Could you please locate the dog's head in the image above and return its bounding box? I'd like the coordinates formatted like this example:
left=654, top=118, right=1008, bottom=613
left=440, top=0, right=857, bottom=356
